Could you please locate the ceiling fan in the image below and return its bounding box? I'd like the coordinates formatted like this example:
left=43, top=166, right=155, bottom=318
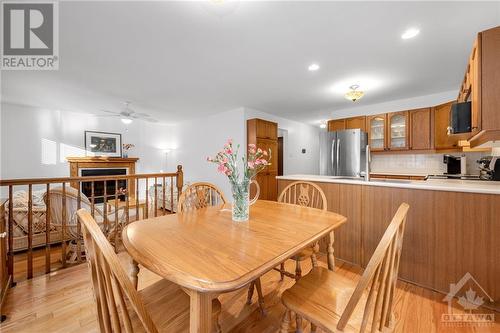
left=99, top=101, right=158, bottom=124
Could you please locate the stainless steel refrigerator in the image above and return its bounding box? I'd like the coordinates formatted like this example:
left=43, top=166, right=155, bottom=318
left=319, top=129, right=369, bottom=177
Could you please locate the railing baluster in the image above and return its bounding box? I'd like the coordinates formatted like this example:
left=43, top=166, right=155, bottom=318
left=162, top=177, right=166, bottom=216
left=76, top=182, right=82, bottom=263
left=125, top=179, right=130, bottom=225
left=7, top=185, right=14, bottom=284
left=154, top=177, right=158, bottom=217
left=145, top=178, right=149, bottom=219
left=61, top=183, right=67, bottom=268
left=103, top=181, right=108, bottom=233
left=91, top=181, right=95, bottom=218
left=27, top=184, right=33, bottom=279
left=45, top=183, right=51, bottom=274
left=114, top=180, right=119, bottom=252
left=135, top=179, right=139, bottom=221
left=170, top=177, right=174, bottom=214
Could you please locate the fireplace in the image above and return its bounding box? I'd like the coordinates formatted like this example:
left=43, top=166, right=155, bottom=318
left=81, top=168, right=127, bottom=203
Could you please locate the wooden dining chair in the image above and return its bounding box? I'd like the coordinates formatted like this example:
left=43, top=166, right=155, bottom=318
left=280, top=203, right=409, bottom=333
left=77, top=208, right=222, bottom=333
left=177, top=181, right=266, bottom=315
left=177, top=182, right=228, bottom=213
left=275, top=181, right=328, bottom=281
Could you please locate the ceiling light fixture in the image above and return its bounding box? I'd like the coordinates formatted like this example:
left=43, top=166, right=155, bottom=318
left=401, top=28, right=420, bottom=40
left=345, top=85, right=364, bottom=102
left=319, top=121, right=327, bottom=129
left=308, top=63, right=320, bottom=71
left=121, top=118, right=133, bottom=125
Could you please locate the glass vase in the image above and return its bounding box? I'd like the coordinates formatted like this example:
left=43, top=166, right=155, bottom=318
left=230, top=179, right=260, bottom=222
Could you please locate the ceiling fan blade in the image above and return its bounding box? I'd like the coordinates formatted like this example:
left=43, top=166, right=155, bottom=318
left=144, top=118, right=159, bottom=123
left=133, top=112, right=151, bottom=117
left=100, top=109, right=119, bottom=114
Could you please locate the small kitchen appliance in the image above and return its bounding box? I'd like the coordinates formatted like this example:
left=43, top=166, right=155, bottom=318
left=477, top=156, right=500, bottom=181
left=443, top=154, right=467, bottom=175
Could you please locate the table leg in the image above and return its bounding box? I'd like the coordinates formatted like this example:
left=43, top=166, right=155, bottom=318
left=327, top=231, right=335, bottom=271
left=128, top=258, right=139, bottom=289
left=189, top=291, right=213, bottom=333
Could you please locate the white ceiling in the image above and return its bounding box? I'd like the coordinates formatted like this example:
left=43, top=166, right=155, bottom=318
left=2, top=1, right=500, bottom=125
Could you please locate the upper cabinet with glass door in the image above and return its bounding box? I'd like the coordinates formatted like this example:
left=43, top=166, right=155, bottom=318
left=388, top=112, right=409, bottom=150
left=367, top=114, right=387, bottom=151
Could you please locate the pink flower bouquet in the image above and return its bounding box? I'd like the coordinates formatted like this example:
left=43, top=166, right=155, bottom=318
left=207, top=139, right=271, bottom=221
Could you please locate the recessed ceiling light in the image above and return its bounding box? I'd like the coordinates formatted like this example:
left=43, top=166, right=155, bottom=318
left=401, top=28, right=420, bottom=40
left=308, top=63, right=320, bottom=71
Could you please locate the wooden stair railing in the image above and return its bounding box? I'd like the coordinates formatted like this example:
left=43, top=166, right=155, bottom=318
left=0, top=166, right=183, bottom=293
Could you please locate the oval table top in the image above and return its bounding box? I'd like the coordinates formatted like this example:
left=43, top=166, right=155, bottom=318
left=122, top=200, right=346, bottom=293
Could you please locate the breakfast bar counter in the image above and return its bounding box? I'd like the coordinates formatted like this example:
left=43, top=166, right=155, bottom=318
left=277, top=174, right=500, bottom=195
left=277, top=175, right=500, bottom=311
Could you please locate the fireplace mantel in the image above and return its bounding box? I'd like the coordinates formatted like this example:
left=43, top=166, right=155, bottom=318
left=67, top=156, right=139, bottom=193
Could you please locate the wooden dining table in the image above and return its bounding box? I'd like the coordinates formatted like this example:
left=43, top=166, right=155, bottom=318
left=122, top=200, right=347, bottom=333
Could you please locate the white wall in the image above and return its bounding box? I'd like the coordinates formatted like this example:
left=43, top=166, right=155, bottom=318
left=244, top=107, right=320, bottom=175
left=168, top=108, right=246, bottom=197
left=327, top=90, right=458, bottom=120
left=0, top=102, right=173, bottom=180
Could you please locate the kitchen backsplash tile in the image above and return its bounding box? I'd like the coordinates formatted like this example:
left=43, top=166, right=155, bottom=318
left=371, top=152, right=489, bottom=175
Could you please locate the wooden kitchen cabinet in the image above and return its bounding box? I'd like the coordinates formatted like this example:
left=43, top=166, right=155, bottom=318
left=409, top=108, right=433, bottom=150
left=345, top=116, right=367, bottom=131
left=327, top=119, right=346, bottom=131
left=468, top=26, right=500, bottom=147
left=247, top=118, right=278, bottom=201
left=328, top=116, right=366, bottom=132
left=433, top=101, right=461, bottom=150
left=387, top=111, right=409, bottom=150
left=367, top=114, right=387, bottom=151
left=254, top=119, right=277, bottom=140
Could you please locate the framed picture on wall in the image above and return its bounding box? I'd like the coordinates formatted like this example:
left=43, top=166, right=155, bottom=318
left=84, top=131, right=122, bottom=157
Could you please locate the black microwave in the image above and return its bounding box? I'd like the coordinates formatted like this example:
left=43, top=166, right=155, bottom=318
left=449, top=101, right=471, bottom=134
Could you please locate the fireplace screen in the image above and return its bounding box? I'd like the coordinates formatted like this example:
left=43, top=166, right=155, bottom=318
left=81, top=168, right=127, bottom=203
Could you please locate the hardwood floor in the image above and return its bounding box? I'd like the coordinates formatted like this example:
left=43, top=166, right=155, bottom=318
left=1, top=254, right=499, bottom=333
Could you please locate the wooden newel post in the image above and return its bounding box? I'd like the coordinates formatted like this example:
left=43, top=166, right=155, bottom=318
left=176, top=165, right=183, bottom=199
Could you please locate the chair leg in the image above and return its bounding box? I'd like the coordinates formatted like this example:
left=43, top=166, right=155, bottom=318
left=280, top=309, right=291, bottom=333
left=280, top=263, right=285, bottom=280
left=311, top=323, right=317, bottom=333
left=295, top=260, right=302, bottom=281
left=296, top=314, right=303, bottom=333
left=246, top=281, right=255, bottom=305
left=311, top=253, right=318, bottom=268
left=254, top=278, right=266, bottom=316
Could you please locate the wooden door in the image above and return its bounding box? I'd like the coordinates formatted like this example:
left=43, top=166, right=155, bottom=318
left=256, top=139, right=277, bottom=173
left=387, top=111, right=409, bottom=151
left=328, top=119, right=345, bottom=131
left=367, top=114, right=387, bottom=151
left=345, top=116, right=367, bottom=131
left=409, top=108, right=433, bottom=150
left=433, top=102, right=458, bottom=150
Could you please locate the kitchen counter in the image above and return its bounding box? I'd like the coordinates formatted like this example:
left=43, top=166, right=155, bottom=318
left=276, top=176, right=500, bottom=308
left=276, top=174, right=500, bottom=195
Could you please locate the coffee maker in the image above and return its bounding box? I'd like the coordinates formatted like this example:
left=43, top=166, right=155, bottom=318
left=443, top=154, right=467, bottom=175
left=477, top=156, right=500, bottom=181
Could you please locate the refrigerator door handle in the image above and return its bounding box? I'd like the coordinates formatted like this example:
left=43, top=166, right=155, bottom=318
left=331, top=139, right=336, bottom=169
left=336, top=139, right=340, bottom=174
